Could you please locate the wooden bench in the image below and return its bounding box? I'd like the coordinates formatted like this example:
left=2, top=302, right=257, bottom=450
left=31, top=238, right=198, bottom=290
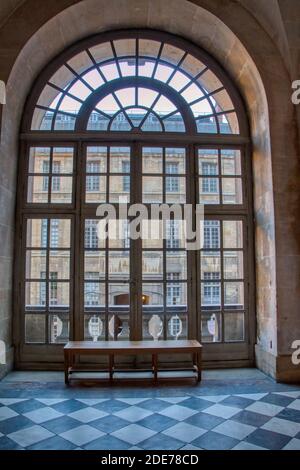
left=64, top=340, right=202, bottom=385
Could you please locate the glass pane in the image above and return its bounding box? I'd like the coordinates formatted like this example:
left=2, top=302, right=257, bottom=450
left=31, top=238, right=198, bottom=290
left=54, top=113, right=76, bottom=131
left=203, top=221, right=220, bottom=249
left=219, top=112, right=239, bottom=134
left=49, top=251, right=70, bottom=280
left=50, top=176, right=73, bottom=204
left=139, top=39, right=161, bottom=58
left=26, top=251, right=47, bottom=279
left=221, top=150, right=241, bottom=175
left=167, top=314, right=187, bottom=340
left=53, top=148, right=74, bottom=173
left=166, top=252, right=187, bottom=280
left=25, top=281, right=46, bottom=310
left=110, top=112, right=132, bottom=131
left=110, top=176, right=130, bottom=203
left=109, top=251, right=130, bottom=280
left=26, top=219, right=48, bottom=248
left=84, top=283, right=105, bottom=309
left=198, top=149, right=219, bottom=175
left=224, top=282, right=244, bottom=309
left=49, top=282, right=69, bottom=308
left=85, top=176, right=107, bottom=203
left=222, top=178, right=243, bottom=204
left=29, top=147, right=50, bottom=173
left=224, top=312, right=245, bottom=342
left=223, top=221, right=243, bottom=249
left=212, top=89, right=234, bottom=113
left=85, top=220, right=105, bottom=249
left=90, top=145, right=105, bottom=172
left=181, top=54, right=206, bottom=78
left=84, top=314, right=105, bottom=341
left=201, top=312, right=221, bottom=343
left=166, top=148, right=185, bottom=174
left=67, top=50, right=94, bottom=75
left=201, top=282, right=221, bottom=309
left=169, top=71, right=189, bottom=91
left=31, top=108, right=53, bottom=131
left=224, top=252, right=244, bottom=280
left=142, top=283, right=164, bottom=311
left=198, top=69, right=223, bottom=94
left=127, top=108, right=147, bottom=128
left=27, top=176, right=49, bottom=203
left=50, top=219, right=71, bottom=248
left=161, top=43, right=185, bottom=66
left=165, top=220, right=186, bottom=249
left=143, top=177, right=163, bottom=203
left=166, top=282, right=187, bottom=309
left=85, top=251, right=106, bottom=280
left=141, top=113, right=162, bottom=132
left=143, top=147, right=163, bottom=174
left=163, top=113, right=185, bottom=132
left=108, top=313, right=129, bottom=340
left=110, top=147, right=130, bottom=173
left=143, top=314, right=163, bottom=340
left=196, top=117, right=217, bottom=133
left=109, top=220, right=130, bottom=249
left=109, top=284, right=130, bottom=310
left=165, top=177, right=186, bottom=203
left=89, top=42, right=113, bottom=63
left=87, top=113, right=109, bottom=131
left=49, top=314, right=69, bottom=344
left=25, top=315, right=45, bottom=343
left=143, top=252, right=163, bottom=279
left=201, top=252, right=221, bottom=280
left=199, top=178, right=219, bottom=204
left=142, top=220, right=163, bottom=249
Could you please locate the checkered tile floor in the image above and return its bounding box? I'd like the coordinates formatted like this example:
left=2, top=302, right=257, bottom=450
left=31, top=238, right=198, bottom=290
left=1, top=391, right=300, bottom=450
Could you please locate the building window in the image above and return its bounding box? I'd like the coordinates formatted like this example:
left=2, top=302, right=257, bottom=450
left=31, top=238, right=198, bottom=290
left=202, top=162, right=218, bottom=193
left=122, top=161, right=130, bottom=192
left=166, top=220, right=180, bottom=249
left=51, top=220, right=59, bottom=248
left=203, top=272, right=220, bottom=305
left=85, top=273, right=100, bottom=306
left=166, top=163, right=179, bottom=192
left=86, top=162, right=100, bottom=192
left=50, top=272, right=58, bottom=306
left=85, top=220, right=98, bottom=249
left=42, top=161, right=49, bottom=192
left=167, top=273, right=181, bottom=305
left=204, top=221, right=220, bottom=249
left=52, top=161, right=61, bottom=191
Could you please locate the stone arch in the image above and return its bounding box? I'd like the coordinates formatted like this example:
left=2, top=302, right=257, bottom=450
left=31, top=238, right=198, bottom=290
left=0, top=0, right=298, bottom=380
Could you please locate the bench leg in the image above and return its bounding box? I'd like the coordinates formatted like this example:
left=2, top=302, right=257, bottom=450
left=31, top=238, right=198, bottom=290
left=64, top=351, right=70, bottom=386
left=197, top=351, right=202, bottom=383
left=152, top=354, right=158, bottom=384
left=109, top=354, right=114, bottom=381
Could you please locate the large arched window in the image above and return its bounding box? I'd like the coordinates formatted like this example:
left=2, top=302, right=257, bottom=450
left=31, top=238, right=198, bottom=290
left=17, top=30, right=254, bottom=367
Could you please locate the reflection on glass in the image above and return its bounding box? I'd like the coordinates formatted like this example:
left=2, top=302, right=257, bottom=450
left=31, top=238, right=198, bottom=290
left=222, top=178, right=243, bottom=204
left=221, top=150, right=241, bottom=175
left=201, top=279, right=221, bottom=308
left=84, top=282, right=105, bottom=308
left=143, top=252, right=163, bottom=279
left=143, top=147, right=163, bottom=174
left=143, top=177, right=163, bottom=203
left=223, top=221, right=243, bottom=248
left=109, top=251, right=130, bottom=280
left=49, top=314, right=69, bottom=344
left=85, top=315, right=104, bottom=342
left=166, top=252, right=187, bottom=280
left=224, top=282, right=244, bottom=309
left=25, top=315, right=45, bottom=343
left=27, top=176, right=49, bottom=203
left=142, top=283, right=164, bottom=310
left=85, top=251, right=106, bottom=280
left=26, top=251, right=47, bottom=279
left=201, top=312, right=221, bottom=343
left=201, top=252, right=221, bottom=280
left=224, top=312, right=244, bottom=342
left=224, top=252, right=244, bottom=279
left=25, top=282, right=46, bottom=310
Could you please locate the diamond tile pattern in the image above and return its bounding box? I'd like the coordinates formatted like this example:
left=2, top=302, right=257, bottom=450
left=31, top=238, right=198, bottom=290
left=0, top=390, right=300, bottom=449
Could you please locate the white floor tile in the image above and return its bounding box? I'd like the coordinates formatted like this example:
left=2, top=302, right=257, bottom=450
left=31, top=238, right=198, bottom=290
left=24, top=407, right=63, bottom=424
left=202, top=404, right=240, bottom=419
left=162, top=422, right=206, bottom=443
left=60, top=425, right=104, bottom=446
left=68, top=407, right=108, bottom=423
left=8, top=425, right=54, bottom=447
left=158, top=405, right=198, bottom=421
left=111, top=424, right=156, bottom=445
left=262, top=417, right=300, bottom=437
left=246, top=401, right=283, bottom=417
left=213, top=419, right=255, bottom=440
